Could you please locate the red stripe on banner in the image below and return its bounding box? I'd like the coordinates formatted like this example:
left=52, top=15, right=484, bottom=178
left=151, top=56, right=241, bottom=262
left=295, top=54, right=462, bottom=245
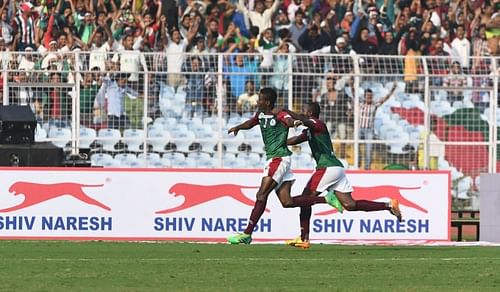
left=267, top=158, right=282, bottom=177
left=307, top=168, right=326, bottom=191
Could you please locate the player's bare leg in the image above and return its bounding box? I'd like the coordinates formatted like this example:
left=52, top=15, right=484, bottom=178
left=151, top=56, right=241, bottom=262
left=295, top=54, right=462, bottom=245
left=284, top=188, right=318, bottom=249
left=227, top=176, right=277, bottom=244
left=334, top=191, right=403, bottom=222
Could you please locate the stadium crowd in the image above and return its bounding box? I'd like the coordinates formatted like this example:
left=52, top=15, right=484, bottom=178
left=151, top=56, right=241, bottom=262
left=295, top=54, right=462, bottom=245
left=0, top=0, right=498, bottom=134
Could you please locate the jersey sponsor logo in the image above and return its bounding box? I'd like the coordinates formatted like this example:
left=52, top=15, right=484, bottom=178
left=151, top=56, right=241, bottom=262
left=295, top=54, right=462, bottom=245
left=156, top=183, right=268, bottom=214
left=0, top=182, right=110, bottom=212
left=316, top=185, right=426, bottom=215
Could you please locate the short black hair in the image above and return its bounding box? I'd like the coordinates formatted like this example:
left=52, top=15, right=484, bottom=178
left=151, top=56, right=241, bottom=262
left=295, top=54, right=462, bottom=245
left=308, top=101, right=321, bottom=117
left=259, top=87, right=277, bottom=107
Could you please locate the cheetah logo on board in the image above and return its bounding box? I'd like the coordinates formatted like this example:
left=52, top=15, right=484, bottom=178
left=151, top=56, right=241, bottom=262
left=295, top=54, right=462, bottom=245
left=316, top=185, right=426, bottom=215
left=156, top=183, right=268, bottom=214
left=0, top=182, right=111, bottom=212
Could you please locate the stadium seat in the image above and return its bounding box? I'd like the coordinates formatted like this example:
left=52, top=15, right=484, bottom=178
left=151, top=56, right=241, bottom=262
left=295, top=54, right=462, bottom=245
left=195, top=156, right=217, bottom=168
left=171, top=157, right=196, bottom=168
left=120, top=157, right=146, bottom=168
left=204, top=116, right=227, bottom=131
left=91, top=153, right=114, bottom=167
left=159, top=97, right=173, bottom=117
left=244, top=128, right=263, bottom=153
left=48, top=127, right=72, bottom=148
left=174, top=91, right=186, bottom=104
left=227, top=114, right=244, bottom=128
left=35, top=127, right=47, bottom=142
left=430, top=100, right=454, bottom=117
left=239, top=152, right=261, bottom=163
left=223, top=158, right=246, bottom=169
left=292, top=152, right=313, bottom=169
left=138, top=153, right=162, bottom=167
left=123, top=129, right=145, bottom=152
left=114, top=153, right=138, bottom=164
left=78, top=127, right=96, bottom=149
left=223, top=132, right=244, bottom=153
left=188, top=117, right=203, bottom=130
left=148, top=128, right=171, bottom=153
left=154, top=117, right=177, bottom=130
left=194, top=126, right=217, bottom=153
left=171, top=129, right=196, bottom=153
left=162, top=152, right=186, bottom=166
left=387, top=132, right=410, bottom=154
left=97, top=128, right=122, bottom=152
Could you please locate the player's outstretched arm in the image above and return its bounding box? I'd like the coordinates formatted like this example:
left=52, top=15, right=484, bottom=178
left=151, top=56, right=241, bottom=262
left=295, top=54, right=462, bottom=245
left=227, top=119, right=258, bottom=136
left=287, top=133, right=308, bottom=146
left=282, top=109, right=316, bottom=129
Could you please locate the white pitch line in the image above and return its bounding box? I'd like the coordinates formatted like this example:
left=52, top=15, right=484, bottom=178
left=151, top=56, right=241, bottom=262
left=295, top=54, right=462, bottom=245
left=2, top=257, right=500, bottom=262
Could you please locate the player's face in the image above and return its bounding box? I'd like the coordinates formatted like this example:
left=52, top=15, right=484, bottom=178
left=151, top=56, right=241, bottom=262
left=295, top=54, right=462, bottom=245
left=304, top=105, right=313, bottom=118
left=257, top=94, right=269, bottom=111
left=365, top=92, right=373, bottom=103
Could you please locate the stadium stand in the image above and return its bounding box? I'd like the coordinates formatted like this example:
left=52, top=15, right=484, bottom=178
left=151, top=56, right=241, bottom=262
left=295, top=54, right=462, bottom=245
left=1, top=0, right=498, bottom=210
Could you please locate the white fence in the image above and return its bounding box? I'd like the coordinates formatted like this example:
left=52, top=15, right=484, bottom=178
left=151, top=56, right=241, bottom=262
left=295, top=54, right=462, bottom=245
left=1, top=52, right=499, bottom=209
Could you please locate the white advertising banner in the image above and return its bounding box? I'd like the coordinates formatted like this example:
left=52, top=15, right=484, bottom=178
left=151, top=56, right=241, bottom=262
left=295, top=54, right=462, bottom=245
left=0, top=168, right=450, bottom=241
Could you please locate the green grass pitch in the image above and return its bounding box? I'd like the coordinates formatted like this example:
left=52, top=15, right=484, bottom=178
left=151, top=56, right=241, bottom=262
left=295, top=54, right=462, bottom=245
left=0, top=241, right=499, bottom=291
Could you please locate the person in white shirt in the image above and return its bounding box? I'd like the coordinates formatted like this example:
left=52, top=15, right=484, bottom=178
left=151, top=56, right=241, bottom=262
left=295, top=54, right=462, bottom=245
left=111, top=34, right=148, bottom=83
left=237, top=0, right=281, bottom=34
left=450, top=24, right=471, bottom=73
left=237, top=80, right=259, bottom=113
left=94, top=73, right=139, bottom=130
left=88, top=23, right=115, bottom=71
left=165, top=24, right=198, bottom=88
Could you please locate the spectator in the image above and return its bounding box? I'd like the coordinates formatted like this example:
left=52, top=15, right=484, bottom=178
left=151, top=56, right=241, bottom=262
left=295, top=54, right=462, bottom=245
left=79, top=72, right=99, bottom=127
left=429, top=39, right=450, bottom=86
left=341, top=11, right=354, bottom=33
left=258, top=27, right=277, bottom=86
left=298, top=23, right=330, bottom=52
left=270, top=41, right=291, bottom=106
left=94, top=73, right=139, bottom=130
left=451, top=24, right=471, bottom=73
left=111, top=34, right=148, bottom=83
left=317, top=74, right=353, bottom=159
left=237, top=80, right=258, bottom=114
left=359, top=83, right=397, bottom=170
left=165, top=26, right=198, bottom=88
left=0, top=1, right=13, bottom=46
left=205, top=18, right=224, bottom=50
left=44, top=72, right=71, bottom=128
left=443, top=61, right=467, bottom=103
left=183, top=55, right=209, bottom=117
left=218, top=22, right=247, bottom=52
left=225, top=54, right=257, bottom=111
left=274, top=9, right=291, bottom=32
left=289, top=9, right=306, bottom=51
left=236, top=0, right=281, bottom=34
left=13, top=2, right=36, bottom=51
left=88, top=23, right=115, bottom=72
left=68, top=1, right=95, bottom=45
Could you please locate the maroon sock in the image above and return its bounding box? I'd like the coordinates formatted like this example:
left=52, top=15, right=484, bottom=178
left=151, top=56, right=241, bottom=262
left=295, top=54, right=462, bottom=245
left=291, top=196, right=326, bottom=207
left=354, top=200, right=390, bottom=212
left=300, top=206, right=312, bottom=241
left=244, top=200, right=267, bottom=234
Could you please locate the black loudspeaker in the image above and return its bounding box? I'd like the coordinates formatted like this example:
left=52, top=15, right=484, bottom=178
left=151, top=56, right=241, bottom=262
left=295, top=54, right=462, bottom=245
left=0, top=142, right=64, bottom=166
left=0, top=105, right=37, bottom=144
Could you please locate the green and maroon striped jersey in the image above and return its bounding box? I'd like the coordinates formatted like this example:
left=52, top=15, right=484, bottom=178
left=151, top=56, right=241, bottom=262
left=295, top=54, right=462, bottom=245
left=249, top=111, right=292, bottom=160
left=299, top=118, right=344, bottom=169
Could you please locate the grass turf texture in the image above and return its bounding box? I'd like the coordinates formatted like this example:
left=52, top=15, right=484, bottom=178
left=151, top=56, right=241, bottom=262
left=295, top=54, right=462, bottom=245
left=0, top=241, right=499, bottom=291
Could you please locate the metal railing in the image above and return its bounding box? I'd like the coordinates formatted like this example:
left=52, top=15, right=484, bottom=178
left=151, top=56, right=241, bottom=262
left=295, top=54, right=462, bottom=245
left=1, top=52, right=498, bottom=207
